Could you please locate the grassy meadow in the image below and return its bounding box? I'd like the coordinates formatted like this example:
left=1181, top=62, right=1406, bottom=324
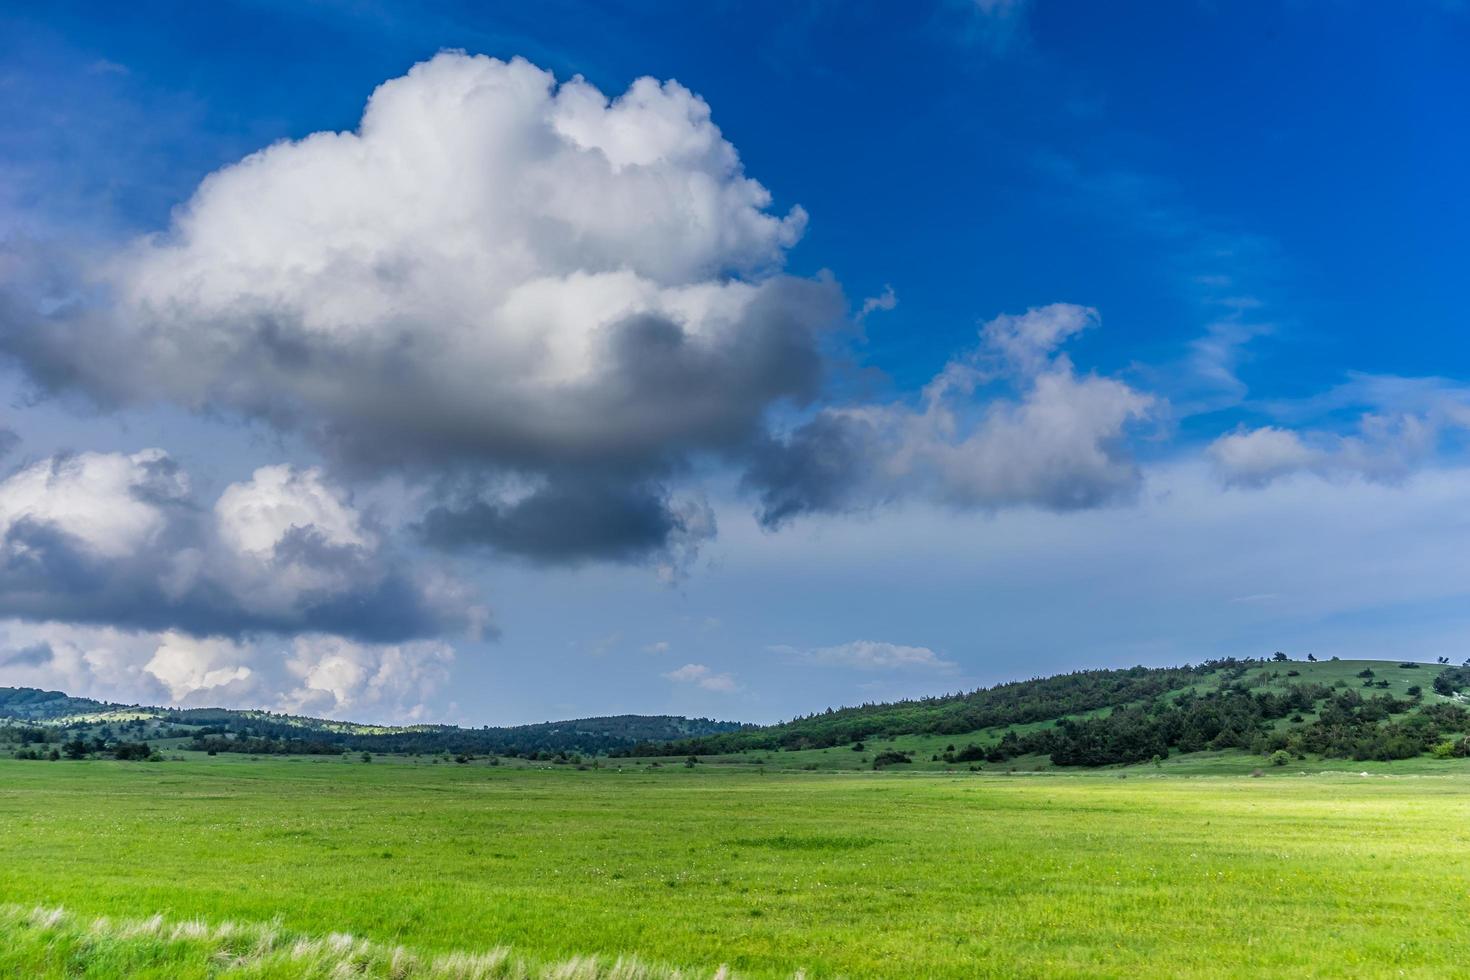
left=4, top=756, right=1470, bottom=977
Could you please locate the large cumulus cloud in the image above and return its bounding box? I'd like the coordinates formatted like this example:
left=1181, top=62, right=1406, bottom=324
left=0, top=53, right=1170, bottom=580
left=0, top=53, right=837, bottom=565
left=0, top=450, right=482, bottom=641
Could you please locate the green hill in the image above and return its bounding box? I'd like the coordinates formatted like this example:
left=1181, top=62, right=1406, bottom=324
left=0, top=687, right=746, bottom=758
left=0, top=688, right=119, bottom=721
left=9, top=656, right=1470, bottom=770
left=628, top=656, right=1470, bottom=771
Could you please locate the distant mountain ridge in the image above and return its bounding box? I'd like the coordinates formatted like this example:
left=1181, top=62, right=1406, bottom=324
left=0, top=686, right=748, bottom=756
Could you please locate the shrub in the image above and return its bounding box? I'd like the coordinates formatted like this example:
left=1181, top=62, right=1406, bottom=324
left=111, top=741, right=152, bottom=761
left=871, top=750, right=913, bottom=769
left=1268, top=750, right=1291, bottom=767
left=946, top=744, right=987, bottom=764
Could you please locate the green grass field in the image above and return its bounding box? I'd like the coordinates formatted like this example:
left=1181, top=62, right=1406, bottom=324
left=5, top=757, right=1470, bottom=977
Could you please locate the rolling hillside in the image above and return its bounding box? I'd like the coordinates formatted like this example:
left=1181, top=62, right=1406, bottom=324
left=0, top=687, right=746, bottom=758
left=631, top=656, right=1470, bottom=771
left=9, top=656, right=1470, bottom=770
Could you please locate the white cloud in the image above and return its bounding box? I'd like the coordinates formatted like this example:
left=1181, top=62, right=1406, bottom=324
left=0, top=450, right=478, bottom=640
left=663, top=662, right=739, bottom=692
left=749, top=304, right=1157, bottom=523
left=280, top=634, right=453, bottom=721
left=857, top=284, right=896, bottom=323
left=1210, top=413, right=1439, bottom=488
left=0, top=620, right=454, bottom=723
left=215, top=465, right=372, bottom=556
left=643, top=640, right=670, bottom=654
left=1208, top=426, right=1321, bottom=487
left=775, top=639, right=958, bottom=672
left=2, top=55, right=1178, bottom=569
left=0, top=449, right=187, bottom=558
left=146, top=633, right=254, bottom=701
left=2, top=53, right=836, bottom=568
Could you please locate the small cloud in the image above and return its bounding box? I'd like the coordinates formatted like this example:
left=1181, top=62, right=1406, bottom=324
left=1230, top=593, right=1281, bottom=604
left=87, top=59, right=130, bottom=76
left=774, top=639, right=958, bottom=672
left=857, top=284, right=897, bottom=323
left=663, top=663, right=739, bottom=693
left=643, top=641, right=671, bottom=654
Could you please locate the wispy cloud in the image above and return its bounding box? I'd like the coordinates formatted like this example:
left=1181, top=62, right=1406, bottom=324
left=663, top=663, right=739, bottom=693
left=1033, top=152, right=1283, bottom=417
left=773, top=640, right=958, bottom=672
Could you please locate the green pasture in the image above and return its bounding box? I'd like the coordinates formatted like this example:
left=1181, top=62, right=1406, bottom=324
left=3, top=758, right=1470, bottom=977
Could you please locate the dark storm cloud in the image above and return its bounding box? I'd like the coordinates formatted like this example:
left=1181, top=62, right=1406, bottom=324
left=743, top=413, right=880, bottom=528
left=419, top=480, right=685, bottom=565
left=0, top=640, right=54, bottom=668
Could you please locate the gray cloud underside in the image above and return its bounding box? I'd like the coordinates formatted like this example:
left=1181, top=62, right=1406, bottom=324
left=0, top=518, right=451, bottom=640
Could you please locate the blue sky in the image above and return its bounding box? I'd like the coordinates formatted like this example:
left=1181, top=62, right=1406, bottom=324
left=0, top=1, right=1467, bottom=725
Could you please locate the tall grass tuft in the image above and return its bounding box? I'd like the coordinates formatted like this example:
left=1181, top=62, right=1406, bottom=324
left=0, top=904, right=742, bottom=979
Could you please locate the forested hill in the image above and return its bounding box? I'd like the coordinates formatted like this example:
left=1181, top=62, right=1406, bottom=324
left=0, top=688, right=119, bottom=720
left=634, top=657, right=1470, bottom=767
left=0, top=687, right=747, bottom=757
left=13, top=656, right=1470, bottom=767
left=642, top=664, right=1204, bottom=754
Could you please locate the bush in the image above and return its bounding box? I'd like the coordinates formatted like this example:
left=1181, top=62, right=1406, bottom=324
left=945, top=744, right=987, bottom=764
left=111, top=741, right=152, bottom=761
left=1268, top=750, right=1291, bottom=767
left=871, top=750, right=913, bottom=769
